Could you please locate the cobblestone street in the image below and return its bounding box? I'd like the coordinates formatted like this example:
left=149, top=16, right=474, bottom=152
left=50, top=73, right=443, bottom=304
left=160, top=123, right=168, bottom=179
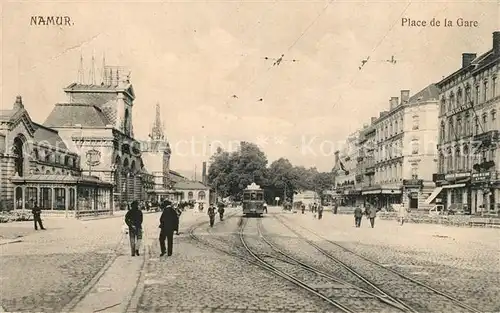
left=2, top=207, right=499, bottom=312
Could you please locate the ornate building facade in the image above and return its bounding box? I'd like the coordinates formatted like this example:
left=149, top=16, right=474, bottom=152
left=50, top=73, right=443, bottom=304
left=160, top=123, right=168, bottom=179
left=44, top=66, right=147, bottom=209
left=0, top=96, right=112, bottom=215
left=430, top=31, right=500, bottom=214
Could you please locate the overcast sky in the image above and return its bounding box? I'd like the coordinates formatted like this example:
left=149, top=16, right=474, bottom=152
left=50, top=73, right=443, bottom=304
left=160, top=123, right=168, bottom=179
left=1, top=1, right=498, bottom=177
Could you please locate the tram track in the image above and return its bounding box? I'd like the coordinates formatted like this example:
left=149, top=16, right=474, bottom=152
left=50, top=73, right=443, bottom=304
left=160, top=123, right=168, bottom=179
left=276, top=214, right=483, bottom=313
left=239, top=217, right=367, bottom=313
left=255, top=218, right=414, bottom=312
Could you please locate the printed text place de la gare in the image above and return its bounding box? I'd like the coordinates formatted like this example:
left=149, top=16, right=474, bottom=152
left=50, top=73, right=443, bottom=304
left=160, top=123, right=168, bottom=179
left=402, top=18, right=479, bottom=27
left=30, top=16, right=73, bottom=26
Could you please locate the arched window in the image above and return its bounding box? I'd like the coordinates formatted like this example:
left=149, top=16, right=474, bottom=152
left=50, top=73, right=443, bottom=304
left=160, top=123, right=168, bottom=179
left=124, top=108, right=130, bottom=135
left=33, top=148, right=39, bottom=160
left=13, top=136, right=25, bottom=177
left=464, top=113, right=471, bottom=135
left=64, top=155, right=70, bottom=166
left=188, top=191, right=194, bottom=200
left=198, top=191, right=206, bottom=201
left=455, top=147, right=461, bottom=170
left=457, top=88, right=463, bottom=105
left=411, top=139, right=419, bottom=154
left=440, top=97, right=446, bottom=115
left=448, top=92, right=454, bottom=111
left=456, top=115, right=462, bottom=136
left=438, top=151, right=445, bottom=173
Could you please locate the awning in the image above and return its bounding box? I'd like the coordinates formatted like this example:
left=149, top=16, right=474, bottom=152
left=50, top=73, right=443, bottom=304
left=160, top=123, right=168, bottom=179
left=442, top=183, right=466, bottom=189
left=424, top=187, right=443, bottom=204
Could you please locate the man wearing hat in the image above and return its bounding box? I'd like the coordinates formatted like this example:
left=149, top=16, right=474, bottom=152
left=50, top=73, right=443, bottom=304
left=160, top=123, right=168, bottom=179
left=159, top=200, right=179, bottom=257
left=125, top=200, right=143, bottom=256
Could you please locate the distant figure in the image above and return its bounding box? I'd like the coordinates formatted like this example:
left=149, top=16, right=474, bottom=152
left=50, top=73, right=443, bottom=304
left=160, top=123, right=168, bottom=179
left=174, top=203, right=183, bottom=235
left=207, top=204, right=216, bottom=227
left=31, top=201, right=45, bottom=230
left=301, top=203, right=305, bottom=214
left=398, top=203, right=408, bottom=226
left=354, top=206, right=363, bottom=227
left=333, top=202, right=338, bottom=214
left=367, top=205, right=377, bottom=228
left=125, top=200, right=143, bottom=257
left=317, top=204, right=324, bottom=220
left=263, top=203, right=268, bottom=214
left=159, top=200, right=179, bottom=257
left=217, top=202, right=225, bottom=221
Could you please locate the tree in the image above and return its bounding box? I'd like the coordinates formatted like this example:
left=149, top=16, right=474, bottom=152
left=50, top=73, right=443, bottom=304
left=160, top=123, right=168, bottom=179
left=207, top=142, right=268, bottom=200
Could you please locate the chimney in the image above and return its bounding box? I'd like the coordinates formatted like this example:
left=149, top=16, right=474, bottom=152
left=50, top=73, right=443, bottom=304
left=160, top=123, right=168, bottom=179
left=371, top=117, right=377, bottom=124
left=493, top=31, right=500, bottom=55
left=389, top=97, right=399, bottom=109
left=400, top=90, right=410, bottom=104
left=13, top=95, right=24, bottom=110
left=462, top=53, right=477, bottom=68
left=202, top=161, right=207, bottom=184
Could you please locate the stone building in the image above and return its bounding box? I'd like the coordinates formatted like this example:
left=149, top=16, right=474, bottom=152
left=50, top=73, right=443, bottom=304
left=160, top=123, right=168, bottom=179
left=363, top=85, right=440, bottom=210
left=430, top=31, right=500, bottom=214
left=333, top=130, right=362, bottom=206
left=0, top=96, right=113, bottom=215
left=43, top=66, right=148, bottom=209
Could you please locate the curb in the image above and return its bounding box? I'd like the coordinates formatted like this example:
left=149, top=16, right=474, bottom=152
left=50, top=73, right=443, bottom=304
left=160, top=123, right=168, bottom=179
left=0, top=239, right=23, bottom=246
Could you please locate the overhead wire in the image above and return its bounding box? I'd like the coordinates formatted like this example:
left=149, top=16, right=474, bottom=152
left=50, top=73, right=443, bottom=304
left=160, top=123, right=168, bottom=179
left=250, top=0, right=337, bottom=101
left=330, top=1, right=413, bottom=110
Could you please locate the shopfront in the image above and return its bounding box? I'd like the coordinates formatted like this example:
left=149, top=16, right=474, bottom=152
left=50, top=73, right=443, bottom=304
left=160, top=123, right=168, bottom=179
left=470, top=171, right=499, bottom=215
left=362, top=186, right=402, bottom=209
left=402, top=179, right=423, bottom=209
left=11, top=174, right=113, bottom=217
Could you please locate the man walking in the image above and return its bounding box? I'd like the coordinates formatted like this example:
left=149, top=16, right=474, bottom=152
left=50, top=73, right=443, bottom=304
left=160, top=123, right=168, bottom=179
left=125, top=200, right=143, bottom=257
left=217, top=202, right=225, bottom=221
left=398, top=203, right=408, bottom=226
left=317, top=204, right=324, bottom=220
left=208, top=204, right=216, bottom=227
left=31, top=201, right=45, bottom=230
left=354, top=205, right=363, bottom=227
left=367, top=204, right=377, bottom=228
left=159, top=200, right=179, bottom=257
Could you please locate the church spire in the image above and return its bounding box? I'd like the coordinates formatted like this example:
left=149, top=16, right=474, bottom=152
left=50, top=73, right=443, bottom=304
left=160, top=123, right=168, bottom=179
left=150, top=102, right=164, bottom=140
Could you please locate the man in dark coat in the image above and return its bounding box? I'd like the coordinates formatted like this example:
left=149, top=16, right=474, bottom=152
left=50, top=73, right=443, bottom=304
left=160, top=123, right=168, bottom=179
left=367, top=205, right=377, bottom=228
left=217, top=202, right=225, bottom=221
left=354, top=205, right=363, bottom=227
left=159, top=200, right=179, bottom=257
left=31, top=201, right=45, bottom=230
left=207, top=204, right=216, bottom=227
left=125, top=200, right=143, bottom=256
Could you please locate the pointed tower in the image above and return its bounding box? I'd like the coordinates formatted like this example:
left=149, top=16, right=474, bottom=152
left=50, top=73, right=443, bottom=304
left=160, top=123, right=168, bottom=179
left=77, top=54, right=84, bottom=83
left=141, top=103, right=172, bottom=191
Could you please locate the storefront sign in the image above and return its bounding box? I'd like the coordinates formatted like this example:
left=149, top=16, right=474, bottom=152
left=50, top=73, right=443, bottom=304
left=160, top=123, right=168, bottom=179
left=472, top=172, right=491, bottom=184
left=86, top=149, right=101, bottom=166
left=448, top=103, right=472, bottom=116
left=444, top=172, right=470, bottom=181
left=403, top=179, right=423, bottom=187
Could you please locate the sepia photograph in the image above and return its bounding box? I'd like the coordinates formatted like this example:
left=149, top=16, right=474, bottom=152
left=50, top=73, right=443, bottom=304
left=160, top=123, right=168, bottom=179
left=0, top=1, right=499, bottom=312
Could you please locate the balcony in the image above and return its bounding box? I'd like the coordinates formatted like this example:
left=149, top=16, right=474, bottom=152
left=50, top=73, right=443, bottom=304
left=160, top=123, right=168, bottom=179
left=473, top=130, right=499, bottom=147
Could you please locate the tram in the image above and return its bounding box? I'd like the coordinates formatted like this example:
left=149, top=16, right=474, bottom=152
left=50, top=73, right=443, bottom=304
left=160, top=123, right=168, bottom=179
left=242, top=182, right=265, bottom=217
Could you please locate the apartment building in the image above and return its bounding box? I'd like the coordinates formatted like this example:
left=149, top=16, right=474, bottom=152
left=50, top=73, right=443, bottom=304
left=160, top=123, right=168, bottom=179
left=333, top=130, right=362, bottom=206
left=357, top=118, right=377, bottom=204
left=362, top=86, right=440, bottom=210
left=429, top=31, right=500, bottom=214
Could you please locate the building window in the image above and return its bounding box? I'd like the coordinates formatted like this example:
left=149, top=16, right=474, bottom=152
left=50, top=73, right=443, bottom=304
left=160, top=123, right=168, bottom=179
left=440, top=122, right=445, bottom=142
left=474, top=116, right=479, bottom=135
left=440, top=98, right=446, bottom=114
left=492, top=77, right=497, bottom=98
left=475, top=84, right=480, bottom=105
left=492, top=109, right=497, bottom=124
left=482, top=113, right=488, bottom=131
left=483, top=80, right=488, bottom=102
left=33, top=148, right=39, bottom=160
left=464, top=113, right=471, bottom=135
left=456, top=116, right=462, bottom=136
left=448, top=119, right=454, bottom=141
left=394, top=120, right=398, bottom=133
left=457, top=88, right=463, bottom=105
left=411, top=139, right=419, bottom=154
left=412, top=115, right=419, bottom=130
left=455, top=147, right=461, bottom=170
left=198, top=191, right=206, bottom=201
left=463, top=145, right=469, bottom=170
left=54, top=188, right=66, bottom=210
left=465, top=85, right=472, bottom=105
left=411, top=164, right=418, bottom=179
left=438, top=152, right=445, bottom=173
left=449, top=92, right=455, bottom=109
left=188, top=191, right=194, bottom=200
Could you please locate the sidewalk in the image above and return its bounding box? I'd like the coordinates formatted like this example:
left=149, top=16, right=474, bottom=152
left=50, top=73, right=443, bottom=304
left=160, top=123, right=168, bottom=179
left=68, top=207, right=218, bottom=312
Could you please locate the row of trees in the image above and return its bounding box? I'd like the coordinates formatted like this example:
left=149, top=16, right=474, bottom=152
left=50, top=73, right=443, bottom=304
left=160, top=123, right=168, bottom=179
left=206, top=141, right=336, bottom=203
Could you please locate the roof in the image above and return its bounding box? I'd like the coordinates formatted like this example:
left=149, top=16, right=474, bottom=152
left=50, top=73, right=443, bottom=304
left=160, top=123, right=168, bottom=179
left=169, top=170, right=189, bottom=183
left=32, top=123, right=70, bottom=151
left=0, top=109, right=15, bottom=121
left=10, top=174, right=112, bottom=186
left=408, top=84, right=440, bottom=103
left=44, top=103, right=111, bottom=128
left=173, top=180, right=209, bottom=190
left=64, top=82, right=136, bottom=99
